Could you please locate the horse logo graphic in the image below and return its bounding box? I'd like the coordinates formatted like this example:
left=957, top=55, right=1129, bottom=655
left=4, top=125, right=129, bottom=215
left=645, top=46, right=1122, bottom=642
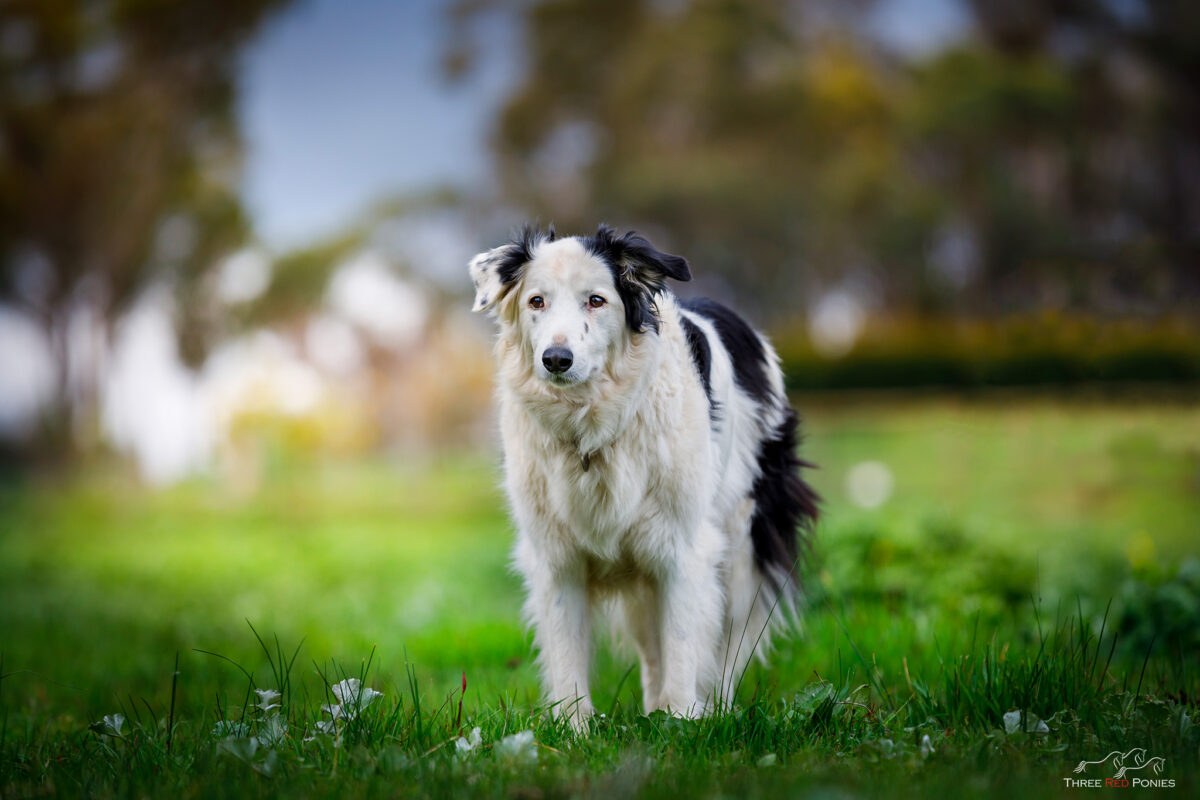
left=1073, top=747, right=1147, bottom=774
left=1066, top=747, right=1173, bottom=788
left=1114, top=756, right=1166, bottom=780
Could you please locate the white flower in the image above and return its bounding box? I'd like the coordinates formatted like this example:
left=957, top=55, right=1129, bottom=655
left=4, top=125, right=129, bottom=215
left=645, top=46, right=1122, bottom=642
left=303, top=718, right=342, bottom=743
left=330, top=678, right=383, bottom=710
left=305, top=680, right=382, bottom=744
left=455, top=726, right=483, bottom=755
left=254, top=688, right=281, bottom=712
left=212, top=720, right=250, bottom=739
left=218, top=735, right=259, bottom=761
left=494, top=730, right=538, bottom=765
left=303, top=718, right=341, bottom=743
left=101, top=713, right=125, bottom=736
left=757, top=753, right=777, bottom=767
left=920, top=734, right=935, bottom=757
left=257, top=714, right=288, bottom=747
left=1003, top=710, right=1049, bottom=735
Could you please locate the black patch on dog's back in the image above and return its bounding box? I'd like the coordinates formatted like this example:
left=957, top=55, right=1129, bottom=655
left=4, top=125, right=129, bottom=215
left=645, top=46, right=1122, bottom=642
left=679, top=314, right=714, bottom=409
left=750, top=408, right=820, bottom=592
left=681, top=298, right=772, bottom=406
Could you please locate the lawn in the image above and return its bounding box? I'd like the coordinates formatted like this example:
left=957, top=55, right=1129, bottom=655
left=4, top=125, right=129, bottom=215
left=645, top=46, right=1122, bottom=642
left=1, top=397, right=1198, bottom=798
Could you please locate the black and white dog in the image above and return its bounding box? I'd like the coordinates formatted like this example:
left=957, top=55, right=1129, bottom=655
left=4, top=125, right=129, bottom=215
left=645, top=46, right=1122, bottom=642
left=469, top=224, right=818, bottom=726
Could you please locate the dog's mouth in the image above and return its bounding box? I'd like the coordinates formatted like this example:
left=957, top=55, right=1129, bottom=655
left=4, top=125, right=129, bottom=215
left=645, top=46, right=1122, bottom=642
left=539, top=367, right=591, bottom=388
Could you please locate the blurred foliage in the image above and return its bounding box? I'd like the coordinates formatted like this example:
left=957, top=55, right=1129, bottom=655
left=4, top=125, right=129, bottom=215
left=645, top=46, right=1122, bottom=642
left=449, top=0, right=1200, bottom=319
left=0, top=0, right=291, bottom=428
left=1115, top=558, right=1200, bottom=669
left=774, top=313, right=1200, bottom=389
left=813, top=517, right=1040, bottom=614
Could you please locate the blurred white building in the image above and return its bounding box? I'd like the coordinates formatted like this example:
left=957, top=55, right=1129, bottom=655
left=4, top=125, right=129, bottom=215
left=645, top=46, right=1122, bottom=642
left=0, top=244, right=497, bottom=487
left=0, top=306, right=57, bottom=437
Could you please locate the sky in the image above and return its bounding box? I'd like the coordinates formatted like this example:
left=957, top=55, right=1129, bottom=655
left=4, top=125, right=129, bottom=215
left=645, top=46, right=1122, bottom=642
left=236, top=0, right=516, bottom=250
left=235, top=0, right=969, bottom=252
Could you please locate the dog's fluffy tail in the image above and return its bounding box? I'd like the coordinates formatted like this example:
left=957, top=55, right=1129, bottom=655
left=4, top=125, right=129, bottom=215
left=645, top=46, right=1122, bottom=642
left=749, top=406, right=819, bottom=603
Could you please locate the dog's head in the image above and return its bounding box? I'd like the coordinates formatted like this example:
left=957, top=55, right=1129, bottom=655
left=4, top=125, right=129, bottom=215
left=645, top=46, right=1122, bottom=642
left=470, top=224, right=690, bottom=387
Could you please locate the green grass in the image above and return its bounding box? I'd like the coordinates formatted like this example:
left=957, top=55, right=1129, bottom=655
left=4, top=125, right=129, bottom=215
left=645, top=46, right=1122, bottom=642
left=1, top=398, right=1198, bottom=797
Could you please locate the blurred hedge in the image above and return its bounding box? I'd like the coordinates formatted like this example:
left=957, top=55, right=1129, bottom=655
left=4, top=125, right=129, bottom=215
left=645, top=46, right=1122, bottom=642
left=774, top=314, right=1200, bottom=391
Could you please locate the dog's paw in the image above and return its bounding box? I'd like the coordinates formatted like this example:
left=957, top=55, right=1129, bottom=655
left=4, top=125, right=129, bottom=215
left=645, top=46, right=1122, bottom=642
left=552, top=697, right=596, bottom=735
left=655, top=694, right=704, bottom=719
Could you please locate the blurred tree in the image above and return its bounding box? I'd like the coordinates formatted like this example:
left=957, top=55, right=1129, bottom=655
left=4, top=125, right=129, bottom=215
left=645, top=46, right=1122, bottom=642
left=451, top=0, right=898, bottom=314
left=941, top=0, right=1200, bottom=312
left=0, top=0, right=290, bottom=449
left=449, top=0, right=1198, bottom=319
left=966, top=0, right=1200, bottom=308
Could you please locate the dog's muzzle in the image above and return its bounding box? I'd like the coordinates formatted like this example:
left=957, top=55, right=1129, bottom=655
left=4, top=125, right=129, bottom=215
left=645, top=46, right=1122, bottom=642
left=541, top=346, right=574, bottom=375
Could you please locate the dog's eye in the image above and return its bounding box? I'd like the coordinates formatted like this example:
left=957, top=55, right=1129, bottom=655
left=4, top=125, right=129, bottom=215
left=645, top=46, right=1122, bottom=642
left=588, top=295, right=607, bottom=309
left=528, top=296, right=544, bottom=309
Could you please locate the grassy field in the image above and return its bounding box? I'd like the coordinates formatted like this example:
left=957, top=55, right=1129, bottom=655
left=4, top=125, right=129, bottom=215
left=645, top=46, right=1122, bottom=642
left=2, top=397, right=1198, bottom=798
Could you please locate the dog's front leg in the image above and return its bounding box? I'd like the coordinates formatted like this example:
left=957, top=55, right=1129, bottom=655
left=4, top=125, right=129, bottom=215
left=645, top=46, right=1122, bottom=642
left=656, top=567, right=703, bottom=716
left=656, top=548, right=723, bottom=716
left=529, top=565, right=595, bottom=730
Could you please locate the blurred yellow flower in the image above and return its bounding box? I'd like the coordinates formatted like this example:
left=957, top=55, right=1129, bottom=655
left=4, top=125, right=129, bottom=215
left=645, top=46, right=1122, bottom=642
left=1125, top=531, right=1156, bottom=570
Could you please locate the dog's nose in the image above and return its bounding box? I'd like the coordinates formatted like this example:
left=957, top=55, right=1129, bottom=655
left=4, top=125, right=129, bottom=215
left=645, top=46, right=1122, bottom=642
left=542, top=346, right=574, bottom=374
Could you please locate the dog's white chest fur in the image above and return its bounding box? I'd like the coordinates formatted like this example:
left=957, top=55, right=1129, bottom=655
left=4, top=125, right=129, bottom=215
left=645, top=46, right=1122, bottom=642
left=500, top=323, right=712, bottom=573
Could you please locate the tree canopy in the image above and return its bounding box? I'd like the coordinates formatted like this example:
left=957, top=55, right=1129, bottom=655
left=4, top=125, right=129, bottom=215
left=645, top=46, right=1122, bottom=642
left=450, top=0, right=1199, bottom=318
left=0, top=0, right=290, bottom=352
left=0, top=0, right=290, bottom=444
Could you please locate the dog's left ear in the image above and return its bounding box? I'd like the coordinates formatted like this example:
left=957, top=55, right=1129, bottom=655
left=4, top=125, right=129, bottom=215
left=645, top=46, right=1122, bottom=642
left=591, top=225, right=691, bottom=285
left=589, top=225, right=691, bottom=333
left=614, top=231, right=691, bottom=284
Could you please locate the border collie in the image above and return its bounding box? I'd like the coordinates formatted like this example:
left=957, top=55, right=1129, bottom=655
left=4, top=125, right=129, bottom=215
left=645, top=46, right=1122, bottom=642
left=469, top=224, right=818, bottom=726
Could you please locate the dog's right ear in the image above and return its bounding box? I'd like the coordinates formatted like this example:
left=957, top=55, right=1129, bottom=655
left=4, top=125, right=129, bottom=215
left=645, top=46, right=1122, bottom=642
left=469, top=245, right=514, bottom=312
left=468, top=225, right=553, bottom=312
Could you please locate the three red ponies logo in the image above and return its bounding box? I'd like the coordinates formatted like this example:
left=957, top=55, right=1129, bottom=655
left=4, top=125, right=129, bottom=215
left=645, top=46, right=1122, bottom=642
left=1064, top=748, right=1175, bottom=789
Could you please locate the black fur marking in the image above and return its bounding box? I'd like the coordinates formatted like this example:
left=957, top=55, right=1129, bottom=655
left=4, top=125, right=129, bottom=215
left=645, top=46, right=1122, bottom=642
left=496, top=224, right=552, bottom=286
left=749, top=408, right=820, bottom=593
left=681, top=298, right=772, bottom=406
left=679, top=314, right=714, bottom=411
left=584, top=224, right=691, bottom=334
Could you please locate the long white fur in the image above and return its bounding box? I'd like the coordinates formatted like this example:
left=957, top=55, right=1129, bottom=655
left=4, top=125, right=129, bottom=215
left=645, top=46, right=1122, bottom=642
left=471, top=235, right=793, bottom=727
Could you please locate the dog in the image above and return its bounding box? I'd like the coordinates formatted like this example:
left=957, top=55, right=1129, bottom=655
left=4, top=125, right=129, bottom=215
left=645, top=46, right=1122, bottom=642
left=469, top=224, right=818, bottom=726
